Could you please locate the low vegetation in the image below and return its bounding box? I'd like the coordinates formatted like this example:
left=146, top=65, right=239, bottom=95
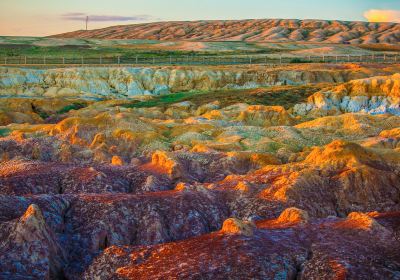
left=57, top=102, right=86, bottom=114
left=0, top=128, right=10, bottom=137
left=123, top=85, right=325, bottom=110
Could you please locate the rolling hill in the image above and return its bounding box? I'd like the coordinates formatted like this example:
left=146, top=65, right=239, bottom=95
left=52, top=18, right=400, bottom=44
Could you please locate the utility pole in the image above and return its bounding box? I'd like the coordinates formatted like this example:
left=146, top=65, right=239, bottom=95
left=86, top=16, right=89, bottom=31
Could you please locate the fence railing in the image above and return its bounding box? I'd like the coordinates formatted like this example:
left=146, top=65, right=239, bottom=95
left=0, top=54, right=398, bottom=66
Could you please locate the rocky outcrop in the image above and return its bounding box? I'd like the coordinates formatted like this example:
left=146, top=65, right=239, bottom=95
left=151, top=150, right=182, bottom=179
left=2, top=65, right=400, bottom=99
left=52, top=191, right=229, bottom=278
left=293, top=74, right=400, bottom=116
left=0, top=158, right=175, bottom=195
left=277, top=207, right=309, bottom=224
left=341, top=212, right=392, bottom=236
left=82, top=213, right=400, bottom=280
left=220, top=218, right=256, bottom=236
left=237, top=105, right=295, bottom=126
left=1, top=72, right=400, bottom=279
left=0, top=67, right=283, bottom=98
left=216, top=139, right=400, bottom=218
left=299, top=213, right=400, bottom=280
left=0, top=204, right=66, bottom=279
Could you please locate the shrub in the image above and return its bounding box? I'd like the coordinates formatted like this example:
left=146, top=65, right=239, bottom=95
left=290, top=58, right=309, bottom=64
left=0, top=128, right=11, bottom=137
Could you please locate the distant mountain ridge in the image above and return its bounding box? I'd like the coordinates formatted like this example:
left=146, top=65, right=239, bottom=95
left=52, top=19, right=400, bottom=44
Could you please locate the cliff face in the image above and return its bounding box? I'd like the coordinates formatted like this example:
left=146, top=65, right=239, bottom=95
left=293, top=73, right=400, bottom=116
left=1, top=64, right=400, bottom=99
left=52, top=19, right=400, bottom=44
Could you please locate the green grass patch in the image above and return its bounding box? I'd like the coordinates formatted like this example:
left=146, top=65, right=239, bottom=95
left=0, top=44, right=208, bottom=59
left=0, top=44, right=237, bottom=59
left=57, top=102, right=86, bottom=114
left=38, top=111, right=50, bottom=120
left=0, top=128, right=11, bottom=137
left=123, top=92, right=202, bottom=109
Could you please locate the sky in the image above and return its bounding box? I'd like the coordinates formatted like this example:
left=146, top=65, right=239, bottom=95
left=1, top=0, right=400, bottom=36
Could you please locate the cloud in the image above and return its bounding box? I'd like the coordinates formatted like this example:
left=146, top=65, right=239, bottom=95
left=363, top=9, right=400, bottom=23
left=63, top=13, right=86, bottom=17
left=61, top=13, right=154, bottom=22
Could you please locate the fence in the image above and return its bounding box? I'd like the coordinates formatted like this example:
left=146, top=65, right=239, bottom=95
left=0, top=54, right=398, bottom=66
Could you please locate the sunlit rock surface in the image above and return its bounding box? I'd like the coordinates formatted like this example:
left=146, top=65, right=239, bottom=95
left=293, top=73, right=400, bottom=116
left=82, top=212, right=400, bottom=280
left=1, top=66, right=400, bottom=279
left=2, top=64, right=400, bottom=99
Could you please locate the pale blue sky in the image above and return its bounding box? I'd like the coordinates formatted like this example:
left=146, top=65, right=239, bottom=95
left=1, top=0, right=400, bottom=36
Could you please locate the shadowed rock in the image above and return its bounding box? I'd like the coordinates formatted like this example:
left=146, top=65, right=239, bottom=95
left=0, top=204, right=66, bottom=279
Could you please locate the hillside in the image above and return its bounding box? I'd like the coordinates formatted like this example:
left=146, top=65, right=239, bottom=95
left=52, top=19, right=400, bottom=44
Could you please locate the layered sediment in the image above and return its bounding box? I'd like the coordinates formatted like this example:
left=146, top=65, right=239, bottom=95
left=1, top=66, right=400, bottom=279
left=294, top=73, right=400, bottom=116
left=1, top=64, right=400, bottom=99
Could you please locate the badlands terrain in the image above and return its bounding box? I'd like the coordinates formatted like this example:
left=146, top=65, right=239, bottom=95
left=0, top=62, right=400, bottom=279
left=54, top=19, right=400, bottom=44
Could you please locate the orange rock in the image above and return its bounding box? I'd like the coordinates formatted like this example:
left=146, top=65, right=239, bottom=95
left=190, top=144, right=215, bottom=153
left=237, top=105, right=294, bottom=127
left=346, top=212, right=389, bottom=234
left=221, top=218, right=256, bottom=236
left=277, top=207, right=309, bottom=224
left=235, top=181, right=251, bottom=192
left=151, top=151, right=182, bottom=179
left=174, top=182, right=189, bottom=191
left=111, top=156, right=124, bottom=166
left=304, top=140, right=381, bottom=168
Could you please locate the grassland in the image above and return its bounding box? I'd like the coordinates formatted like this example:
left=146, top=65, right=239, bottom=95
left=0, top=36, right=281, bottom=58
left=1, top=36, right=398, bottom=60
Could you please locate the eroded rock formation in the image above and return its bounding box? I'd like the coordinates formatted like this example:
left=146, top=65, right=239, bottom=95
left=1, top=68, right=400, bottom=279
left=294, top=73, right=400, bottom=116
left=2, top=64, right=400, bottom=99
